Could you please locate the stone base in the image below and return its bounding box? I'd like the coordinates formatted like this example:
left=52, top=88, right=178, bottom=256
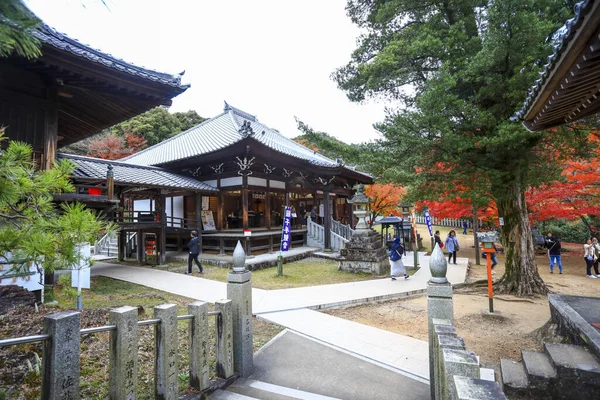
left=338, top=259, right=390, bottom=275
left=480, top=309, right=505, bottom=319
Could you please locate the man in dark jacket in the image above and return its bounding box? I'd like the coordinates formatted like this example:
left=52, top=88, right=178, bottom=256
left=187, top=230, right=203, bottom=274
left=545, top=232, right=562, bottom=274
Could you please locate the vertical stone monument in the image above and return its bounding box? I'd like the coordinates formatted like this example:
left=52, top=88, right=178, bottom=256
left=338, top=184, right=389, bottom=275
left=227, top=241, right=254, bottom=377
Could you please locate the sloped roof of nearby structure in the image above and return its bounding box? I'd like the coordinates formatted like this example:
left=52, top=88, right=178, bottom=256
left=122, top=102, right=372, bottom=178
left=58, top=153, right=218, bottom=192
left=514, top=0, right=600, bottom=131
left=33, top=23, right=189, bottom=91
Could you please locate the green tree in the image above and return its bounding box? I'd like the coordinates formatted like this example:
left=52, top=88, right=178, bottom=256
left=0, top=0, right=42, bottom=59
left=0, top=131, right=106, bottom=298
left=335, top=0, right=587, bottom=295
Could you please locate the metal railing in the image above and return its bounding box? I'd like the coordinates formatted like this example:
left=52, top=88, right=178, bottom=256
left=93, top=230, right=117, bottom=256
left=0, top=302, right=232, bottom=399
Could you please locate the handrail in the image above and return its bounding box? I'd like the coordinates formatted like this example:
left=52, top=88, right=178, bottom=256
left=0, top=311, right=223, bottom=348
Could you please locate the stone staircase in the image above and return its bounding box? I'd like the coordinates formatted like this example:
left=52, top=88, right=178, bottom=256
left=500, top=342, right=600, bottom=399
left=209, top=378, right=340, bottom=400
left=93, top=234, right=118, bottom=258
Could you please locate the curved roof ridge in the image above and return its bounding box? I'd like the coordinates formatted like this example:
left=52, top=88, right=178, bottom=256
left=120, top=112, right=228, bottom=161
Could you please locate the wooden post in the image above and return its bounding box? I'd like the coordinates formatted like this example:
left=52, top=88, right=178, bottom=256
left=242, top=175, right=249, bottom=230
left=159, top=195, right=167, bottom=265
left=265, top=179, right=271, bottom=230
left=42, top=311, right=80, bottom=400
left=215, top=299, right=234, bottom=379
left=196, top=193, right=203, bottom=252
left=43, top=90, right=58, bottom=171
left=323, top=189, right=332, bottom=251
left=106, top=165, right=114, bottom=200
left=136, top=230, right=144, bottom=264
left=118, top=230, right=125, bottom=261
left=189, top=301, right=210, bottom=390
left=217, top=179, right=224, bottom=231
left=154, top=304, right=179, bottom=400
left=109, top=306, right=138, bottom=400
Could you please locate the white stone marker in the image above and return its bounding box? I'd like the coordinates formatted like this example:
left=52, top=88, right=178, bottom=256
left=215, top=299, right=234, bottom=379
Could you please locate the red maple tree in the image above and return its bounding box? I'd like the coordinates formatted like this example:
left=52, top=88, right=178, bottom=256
left=86, top=132, right=147, bottom=160
left=365, top=183, right=407, bottom=227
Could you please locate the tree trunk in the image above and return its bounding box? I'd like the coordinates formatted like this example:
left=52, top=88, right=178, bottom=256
left=494, top=180, right=548, bottom=296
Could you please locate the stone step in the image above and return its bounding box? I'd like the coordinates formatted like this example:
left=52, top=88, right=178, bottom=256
left=479, top=367, right=495, bottom=381
left=544, top=343, right=600, bottom=384
left=209, top=389, right=257, bottom=400
left=500, top=359, right=528, bottom=396
left=228, top=379, right=341, bottom=400
left=521, top=350, right=556, bottom=389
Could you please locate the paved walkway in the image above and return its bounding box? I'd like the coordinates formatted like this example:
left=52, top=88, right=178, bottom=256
left=92, top=255, right=469, bottom=382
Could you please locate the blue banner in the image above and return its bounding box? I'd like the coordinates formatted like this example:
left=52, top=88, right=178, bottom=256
left=280, top=206, right=292, bottom=252
left=424, top=210, right=433, bottom=237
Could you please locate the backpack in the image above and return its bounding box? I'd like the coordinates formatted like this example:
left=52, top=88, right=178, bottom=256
left=390, top=244, right=404, bottom=261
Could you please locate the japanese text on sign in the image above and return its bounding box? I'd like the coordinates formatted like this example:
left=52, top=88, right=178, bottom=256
left=280, top=206, right=292, bottom=252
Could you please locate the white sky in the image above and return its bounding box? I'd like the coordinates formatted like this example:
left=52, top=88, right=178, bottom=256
left=25, top=0, right=388, bottom=144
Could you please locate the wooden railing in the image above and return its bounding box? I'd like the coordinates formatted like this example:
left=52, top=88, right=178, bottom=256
left=414, top=215, right=482, bottom=228
left=115, top=211, right=198, bottom=229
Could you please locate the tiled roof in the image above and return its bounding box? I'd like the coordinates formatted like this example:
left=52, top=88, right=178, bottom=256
left=122, top=103, right=372, bottom=178
left=513, top=0, right=593, bottom=122
left=32, top=22, right=189, bottom=90
left=58, top=153, right=218, bottom=192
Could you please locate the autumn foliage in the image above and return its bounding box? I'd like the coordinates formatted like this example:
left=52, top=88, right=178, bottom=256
left=365, top=183, right=407, bottom=227
left=85, top=132, right=147, bottom=160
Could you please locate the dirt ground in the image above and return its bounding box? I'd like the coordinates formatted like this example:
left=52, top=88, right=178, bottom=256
left=326, top=224, right=600, bottom=370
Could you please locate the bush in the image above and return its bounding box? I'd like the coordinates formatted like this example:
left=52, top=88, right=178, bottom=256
left=538, top=219, right=590, bottom=244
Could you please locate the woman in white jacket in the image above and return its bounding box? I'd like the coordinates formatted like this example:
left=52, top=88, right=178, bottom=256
left=583, top=239, right=598, bottom=278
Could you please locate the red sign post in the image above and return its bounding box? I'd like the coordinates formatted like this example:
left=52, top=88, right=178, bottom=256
left=482, top=245, right=495, bottom=313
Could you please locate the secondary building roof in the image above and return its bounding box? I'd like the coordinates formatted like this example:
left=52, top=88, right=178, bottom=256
left=122, top=102, right=371, bottom=179
left=58, top=153, right=218, bottom=192
left=514, top=0, right=600, bottom=131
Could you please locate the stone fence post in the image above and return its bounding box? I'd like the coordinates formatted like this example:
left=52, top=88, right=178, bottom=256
left=42, top=311, right=81, bottom=400
left=215, top=299, right=234, bottom=379
left=109, top=306, right=138, bottom=400
left=189, top=301, right=210, bottom=390
left=428, top=244, right=453, bottom=400
left=227, top=240, right=254, bottom=377
left=154, top=304, right=179, bottom=400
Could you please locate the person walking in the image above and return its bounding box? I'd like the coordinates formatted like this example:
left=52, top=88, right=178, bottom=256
left=584, top=239, right=598, bottom=278
left=592, top=238, right=600, bottom=277
left=482, top=243, right=499, bottom=274
left=389, top=237, right=409, bottom=281
left=187, top=230, right=203, bottom=274
left=462, top=221, right=468, bottom=235
left=545, top=232, right=563, bottom=274
left=445, top=230, right=459, bottom=265
left=434, top=230, right=443, bottom=249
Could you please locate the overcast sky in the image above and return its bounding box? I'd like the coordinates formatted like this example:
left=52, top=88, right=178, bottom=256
left=25, top=0, right=388, bottom=144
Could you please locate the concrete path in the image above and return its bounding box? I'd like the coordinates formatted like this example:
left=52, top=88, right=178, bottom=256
left=92, top=256, right=469, bottom=383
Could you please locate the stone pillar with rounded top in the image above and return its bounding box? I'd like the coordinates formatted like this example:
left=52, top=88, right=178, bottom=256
left=227, top=240, right=254, bottom=377
left=428, top=244, right=454, bottom=400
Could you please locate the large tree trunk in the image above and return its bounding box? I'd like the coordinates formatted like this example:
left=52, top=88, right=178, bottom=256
left=494, top=180, right=548, bottom=296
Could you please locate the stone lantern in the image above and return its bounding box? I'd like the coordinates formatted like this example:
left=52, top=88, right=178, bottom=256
left=347, top=184, right=371, bottom=230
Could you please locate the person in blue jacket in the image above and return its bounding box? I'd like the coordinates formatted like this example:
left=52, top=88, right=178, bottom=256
left=445, top=230, right=460, bottom=265
left=187, top=230, right=203, bottom=274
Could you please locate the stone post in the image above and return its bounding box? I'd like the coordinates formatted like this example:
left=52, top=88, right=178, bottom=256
left=227, top=241, right=254, bottom=377
left=215, top=299, right=234, bottom=379
left=428, top=244, right=454, bottom=400
left=109, top=306, right=138, bottom=400
left=154, top=304, right=179, bottom=400
left=189, top=301, right=210, bottom=390
left=42, top=311, right=80, bottom=400
left=442, top=349, right=479, bottom=399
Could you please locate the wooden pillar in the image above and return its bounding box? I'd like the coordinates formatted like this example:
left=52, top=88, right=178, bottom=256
left=217, top=179, right=224, bottom=231
left=118, top=230, right=125, bottom=261
left=265, top=179, right=271, bottom=230
left=333, top=194, right=339, bottom=221
left=285, top=184, right=290, bottom=207
left=196, top=193, right=203, bottom=252
left=159, top=195, right=167, bottom=265
left=136, top=230, right=144, bottom=264
left=43, top=89, right=58, bottom=171
left=323, top=189, right=332, bottom=251
left=242, top=175, right=249, bottom=230
left=106, top=165, right=114, bottom=200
